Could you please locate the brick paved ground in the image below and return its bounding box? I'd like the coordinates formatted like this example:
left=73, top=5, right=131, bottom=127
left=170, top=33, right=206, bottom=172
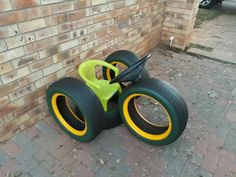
left=187, top=1, right=236, bottom=64
left=0, top=47, right=236, bottom=177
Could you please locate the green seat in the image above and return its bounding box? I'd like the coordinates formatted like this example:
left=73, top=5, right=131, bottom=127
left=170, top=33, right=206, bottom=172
left=78, top=60, right=121, bottom=112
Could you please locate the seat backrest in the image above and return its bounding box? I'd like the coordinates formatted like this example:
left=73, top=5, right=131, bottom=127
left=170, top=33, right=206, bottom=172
left=78, top=60, right=120, bottom=90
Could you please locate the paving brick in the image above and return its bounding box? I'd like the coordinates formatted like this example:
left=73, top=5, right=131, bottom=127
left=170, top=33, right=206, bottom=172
left=35, top=121, right=52, bottom=135
left=0, top=150, right=11, bottom=165
left=24, top=126, right=41, bottom=140
left=218, top=156, right=236, bottom=173
left=13, top=132, right=35, bottom=150
left=1, top=140, right=22, bottom=157
left=1, top=159, right=19, bottom=174
left=224, top=129, right=236, bottom=154
left=0, top=167, right=7, bottom=177
left=95, top=165, right=112, bottom=177
left=225, top=106, right=236, bottom=123
left=202, top=151, right=218, bottom=173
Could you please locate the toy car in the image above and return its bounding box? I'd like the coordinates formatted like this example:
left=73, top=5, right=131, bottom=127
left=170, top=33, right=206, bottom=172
left=47, top=50, right=188, bottom=145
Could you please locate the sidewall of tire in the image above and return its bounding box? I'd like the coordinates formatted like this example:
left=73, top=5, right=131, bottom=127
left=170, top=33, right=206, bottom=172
left=118, top=78, right=188, bottom=145
left=47, top=77, right=105, bottom=142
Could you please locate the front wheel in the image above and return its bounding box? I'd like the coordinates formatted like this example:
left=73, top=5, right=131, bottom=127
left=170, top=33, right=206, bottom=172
left=47, top=77, right=105, bottom=142
left=118, top=78, right=188, bottom=145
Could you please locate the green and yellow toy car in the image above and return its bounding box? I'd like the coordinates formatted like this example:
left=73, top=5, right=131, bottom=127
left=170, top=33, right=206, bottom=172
left=47, top=50, right=188, bottom=145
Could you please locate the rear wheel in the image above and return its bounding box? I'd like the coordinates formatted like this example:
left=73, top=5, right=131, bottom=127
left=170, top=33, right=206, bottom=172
left=102, top=50, right=149, bottom=85
left=47, top=77, right=105, bottom=142
left=118, top=78, right=188, bottom=145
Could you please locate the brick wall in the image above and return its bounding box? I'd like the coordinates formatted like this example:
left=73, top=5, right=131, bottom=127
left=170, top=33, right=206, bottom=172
left=162, top=0, right=199, bottom=49
left=0, top=0, right=166, bottom=141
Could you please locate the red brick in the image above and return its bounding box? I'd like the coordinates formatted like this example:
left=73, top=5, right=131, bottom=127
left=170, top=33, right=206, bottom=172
left=0, top=0, right=12, bottom=12
left=0, top=62, right=13, bottom=75
left=17, top=71, right=43, bottom=87
left=30, top=57, right=53, bottom=72
left=35, top=73, right=57, bottom=88
left=45, top=14, right=66, bottom=27
left=26, top=6, right=53, bottom=20
left=0, top=82, right=19, bottom=98
left=0, top=24, right=19, bottom=38
left=11, top=0, right=40, bottom=9
left=15, top=101, right=37, bottom=117
left=0, top=10, right=26, bottom=26
left=0, top=96, right=9, bottom=107
left=67, top=9, right=86, bottom=21
left=12, top=53, right=39, bottom=68
left=18, top=18, right=46, bottom=33
left=9, top=83, right=36, bottom=101
left=0, top=103, right=18, bottom=117
left=52, top=2, right=74, bottom=14
left=24, top=86, right=46, bottom=103
left=1, top=66, right=30, bottom=85
left=58, top=23, right=72, bottom=33
left=74, top=0, right=89, bottom=9
left=50, top=33, right=71, bottom=45
left=24, top=39, right=49, bottom=54
left=39, top=46, right=59, bottom=59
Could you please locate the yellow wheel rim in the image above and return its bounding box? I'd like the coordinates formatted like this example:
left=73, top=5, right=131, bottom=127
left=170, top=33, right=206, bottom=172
left=106, top=61, right=127, bottom=81
left=52, top=93, right=87, bottom=136
left=123, top=94, right=172, bottom=140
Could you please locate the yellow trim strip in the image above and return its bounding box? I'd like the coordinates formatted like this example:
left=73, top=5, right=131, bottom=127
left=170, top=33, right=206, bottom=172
left=52, top=93, right=87, bottom=136
left=106, top=61, right=127, bottom=81
left=123, top=94, right=172, bottom=141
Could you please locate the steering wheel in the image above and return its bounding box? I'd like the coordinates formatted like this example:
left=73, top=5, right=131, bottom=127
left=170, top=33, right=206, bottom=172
left=110, top=53, right=151, bottom=84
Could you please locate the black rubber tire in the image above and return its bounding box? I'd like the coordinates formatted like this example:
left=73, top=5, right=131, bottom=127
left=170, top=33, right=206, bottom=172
left=118, top=78, right=188, bottom=145
left=47, top=77, right=105, bottom=142
left=102, top=50, right=149, bottom=81
left=199, top=0, right=218, bottom=9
